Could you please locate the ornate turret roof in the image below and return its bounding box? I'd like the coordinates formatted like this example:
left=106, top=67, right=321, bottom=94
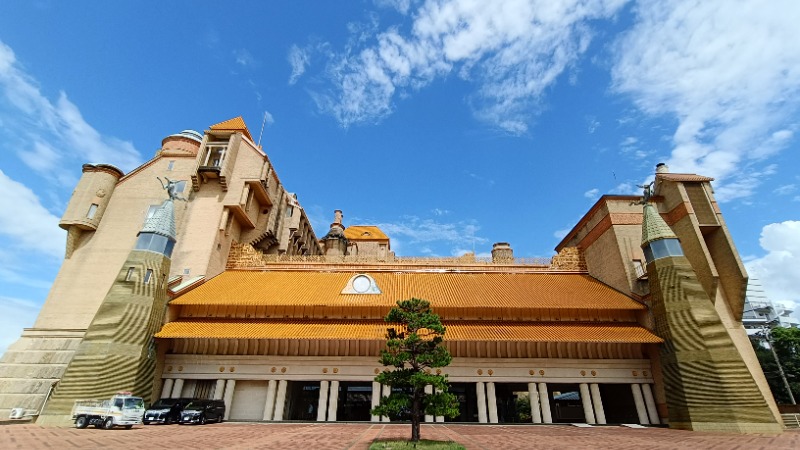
left=140, top=200, right=176, bottom=240
left=641, top=203, right=677, bottom=247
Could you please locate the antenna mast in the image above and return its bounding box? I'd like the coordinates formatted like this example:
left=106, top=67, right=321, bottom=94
left=257, top=111, right=268, bottom=147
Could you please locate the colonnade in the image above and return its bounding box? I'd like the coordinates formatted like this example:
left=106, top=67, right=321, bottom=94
left=161, top=378, right=659, bottom=424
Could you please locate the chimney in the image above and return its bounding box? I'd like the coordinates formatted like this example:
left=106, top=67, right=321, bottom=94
left=491, top=242, right=514, bottom=263
left=656, top=163, right=669, bottom=174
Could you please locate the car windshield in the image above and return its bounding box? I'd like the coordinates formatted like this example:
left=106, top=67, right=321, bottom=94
left=149, top=400, right=174, bottom=409
left=124, top=398, right=144, bottom=409
left=184, top=402, right=206, bottom=411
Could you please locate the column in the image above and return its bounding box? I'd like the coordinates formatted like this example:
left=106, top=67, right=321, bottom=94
left=424, top=385, right=434, bottom=423
left=170, top=379, right=184, bottom=398
left=476, top=382, right=488, bottom=423
left=631, top=383, right=649, bottom=424
left=528, top=383, right=542, bottom=424
left=641, top=384, right=660, bottom=425
left=262, top=380, right=278, bottom=421
left=213, top=379, right=226, bottom=400
left=223, top=379, right=236, bottom=421
left=434, top=388, right=444, bottom=423
left=317, top=380, right=329, bottom=422
left=273, top=380, right=288, bottom=421
left=161, top=379, right=174, bottom=399
left=486, top=382, right=498, bottom=423
left=589, top=384, right=606, bottom=424
left=538, top=383, right=552, bottom=424
left=381, top=385, right=391, bottom=422
left=371, top=382, right=381, bottom=422
left=579, top=383, right=596, bottom=424
left=327, top=381, right=339, bottom=422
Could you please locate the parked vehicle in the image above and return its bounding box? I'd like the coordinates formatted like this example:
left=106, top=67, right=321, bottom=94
left=179, top=399, right=225, bottom=425
left=143, top=398, right=192, bottom=425
left=72, top=392, right=145, bottom=429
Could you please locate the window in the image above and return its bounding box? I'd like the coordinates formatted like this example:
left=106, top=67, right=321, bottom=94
left=167, top=160, right=175, bottom=171
left=125, top=267, right=135, bottom=281
left=144, top=269, right=153, bottom=284
left=86, top=203, right=98, bottom=219
left=286, top=205, right=294, bottom=217
left=175, top=180, right=186, bottom=193
left=633, top=260, right=646, bottom=278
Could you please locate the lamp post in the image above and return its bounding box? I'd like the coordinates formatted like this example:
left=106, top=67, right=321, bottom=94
left=760, top=325, right=797, bottom=405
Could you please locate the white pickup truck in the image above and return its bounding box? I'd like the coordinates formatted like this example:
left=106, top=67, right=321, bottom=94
left=72, top=392, right=145, bottom=429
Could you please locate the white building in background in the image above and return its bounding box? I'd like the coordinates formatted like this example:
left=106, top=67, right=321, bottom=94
left=743, top=279, right=800, bottom=331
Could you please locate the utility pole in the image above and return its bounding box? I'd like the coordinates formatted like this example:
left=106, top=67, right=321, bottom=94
left=762, top=325, right=797, bottom=405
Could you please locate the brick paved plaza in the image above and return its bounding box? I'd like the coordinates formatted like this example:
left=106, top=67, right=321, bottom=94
left=1, top=422, right=798, bottom=449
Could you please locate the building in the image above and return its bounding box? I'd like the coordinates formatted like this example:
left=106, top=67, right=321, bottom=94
left=0, top=118, right=784, bottom=433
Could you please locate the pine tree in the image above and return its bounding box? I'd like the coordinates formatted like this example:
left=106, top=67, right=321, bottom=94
left=372, top=298, right=459, bottom=442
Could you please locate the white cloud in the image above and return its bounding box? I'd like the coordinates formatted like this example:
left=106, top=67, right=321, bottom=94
left=612, top=0, right=800, bottom=201
left=773, top=184, right=796, bottom=196
left=312, top=0, right=627, bottom=132
left=0, top=170, right=64, bottom=259
left=746, top=221, right=800, bottom=320
left=0, top=40, right=142, bottom=175
left=584, top=188, right=599, bottom=200
left=234, top=48, right=256, bottom=67
left=0, top=295, right=40, bottom=356
left=375, top=0, right=416, bottom=14
left=288, top=45, right=311, bottom=85
left=375, top=215, right=488, bottom=255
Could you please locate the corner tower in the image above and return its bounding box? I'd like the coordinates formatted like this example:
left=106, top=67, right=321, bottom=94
left=37, top=189, right=178, bottom=425
left=640, top=185, right=782, bottom=433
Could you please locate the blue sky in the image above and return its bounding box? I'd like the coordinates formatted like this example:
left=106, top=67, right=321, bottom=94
left=1, top=0, right=799, bottom=353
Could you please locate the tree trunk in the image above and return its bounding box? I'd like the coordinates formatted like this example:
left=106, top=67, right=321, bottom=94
left=411, top=387, right=421, bottom=442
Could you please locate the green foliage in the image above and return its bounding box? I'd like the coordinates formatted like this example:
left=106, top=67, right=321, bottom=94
left=372, top=298, right=459, bottom=442
left=515, top=395, right=531, bottom=422
left=750, top=327, right=800, bottom=404
left=369, top=440, right=465, bottom=450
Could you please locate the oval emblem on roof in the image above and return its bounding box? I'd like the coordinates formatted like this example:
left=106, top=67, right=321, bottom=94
left=342, top=274, right=381, bottom=295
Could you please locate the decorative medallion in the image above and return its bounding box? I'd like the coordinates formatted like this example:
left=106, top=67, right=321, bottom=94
left=219, top=367, right=225, bottom=372
left=529, top=370, right=535, bottom=376
left=229, top=367, right=235, bottom=372
left=591, top=370, right=597, bottom=377
left=581, top=370, right=586, bottom=376
left=323, top=368, right=328, bottom=373
left=643, top=370, right=648, bottom=377
left=436, top=369, right=442, bottom=375
left=632, top=370, right=638, bottom=377
left=488, top=369, right=494, bottom=376
left=539, top=370, right=545, bottom=375
left=271, top=367, right=276, bottom=373
left=281, top=367, right=286, bottom=373
left=333, top=368, right=339, bottom=374
left=178, top=366, right=183, bottom=372
left=96, top=189, right=106, bottom=198
left=477, top=369, right=483, bottom=375
left=374, top=368, right=380, bottom=374
left=341, top=274, right=382, bottom=294
left=167, top=366, right=173, bottom=372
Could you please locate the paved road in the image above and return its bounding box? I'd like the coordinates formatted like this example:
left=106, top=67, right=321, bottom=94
left=1, top=422, right=798, bottom=449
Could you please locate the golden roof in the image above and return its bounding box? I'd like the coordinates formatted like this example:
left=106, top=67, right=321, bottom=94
left=344, top=226, right=389, bottom=242
left=208, top=116, right=253, bottom=141
left=155, top=319, right=661, bottom=343
left=657, top=173, right=714, bottom=182
left=170, top=271, right=644, bottom=316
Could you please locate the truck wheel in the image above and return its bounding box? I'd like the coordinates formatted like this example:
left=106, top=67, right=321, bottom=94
left=199, top=415, right=206, bottom=425
left=102, top=417, right=115, bottom=430
left=75, top=416, right=89, bottom=429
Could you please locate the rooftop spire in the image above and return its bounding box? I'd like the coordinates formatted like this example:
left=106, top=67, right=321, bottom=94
left=641, top=203, right=677, bottom=247
left=140, top=199, right=176, bottom=240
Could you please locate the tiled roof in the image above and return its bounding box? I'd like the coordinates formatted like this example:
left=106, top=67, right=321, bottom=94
left=170, top=270, right=644, bottom=312
left=155, top=319, right=662, bottom=343
left=657, top=173, right=714, bottom=182
left=208, top=116, right=253, bottom=141
left=641, top=204, right=677, bottom=246
left=140, top=199, right=176, bottom=239
left=344, top=226, right=389, bottom=241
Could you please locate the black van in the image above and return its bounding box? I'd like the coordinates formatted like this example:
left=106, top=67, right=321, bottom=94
left=178, top=399, right=226, bottom=425
left=143, top=398, right=193, bottom=425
